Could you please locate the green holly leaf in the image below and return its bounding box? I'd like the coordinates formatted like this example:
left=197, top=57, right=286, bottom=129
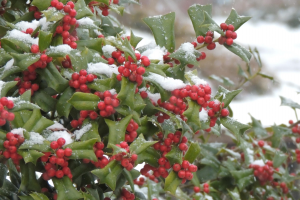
left=31, top=0, right=51, bottom=11
left=22, top=109, right=54, bottom=133
left=7, top=159, right=21, bottom=188
left=68, top=92, right=100, bottom=110
left=225, top=9, right=251, bottom=31
left=169, top=42, right=200, bottom=66
left=0, top=59, right=23, bottom=80
left=271, top=126, right=292, bottom=148
left=53, top=177, right=83, bottom=200
left=143, top=76, right=170, bottom=102
left=76, top=38, right=103, bottom=53
left=42, top=8, right=64, bottom=22
left=0, top=80, right=17, bottom=97
left=240, top=139, right=254, bottom=166
left=18, top=150, right=44, bottom=165
left=92, top=160, right=123, bottom=190
left=30, top=192, right=49, bottom=200
left=165, top=146, right=183, bottom=166
left=220, top=117, right=251, bottom=136
left=75, top=0, right=94, bottom=19
left=129, top=134, right=157, bottom=155
left=122, top=169, right=136, bottom=192
left=209, top=74, right=234, bottom=86
left=224, top=43, right=252, bottom=64
left=250, top=115, right=268, bottom=138
left=273, top=151, right=287, bottom=168
left=80, top=119, right=101, bottom=142
left=137, top=116, right=160, bottom=137
left=57, top=87, right=74, bottom=118
left=64, top=139, right=98, bottom=161
left=228, top=188, right=241, bottom=200
left=8, top=90, right=40, bottom=112
left=280, top=96, right=300, bottom=109
left=87, top=77, right=116, bottom=92
left=108, top=143, right=127, bottom=155
left=32, top=90, right=57, bottom=113
left=19, top=140, right=51, bottom=152
left=19, top=161, right=41, bottom=192
left=143, top=12, right=176, bottom=53
left=117, top=77, right=136, bottom=109
left=10, top=110, right=32, bottom=129
left=230, top=169, right=254, bottom=190
left=164, top=171, right=181, bottom=194
left=184, top=142, right=201, bottom=163
left=185, top=69, right=206, bottom=86
left=136, top=147, right=160, bottom=167
left=188, top=4, right=212, bottom=37
left=0, top=163, right=7, bottom=188
left=10, top=53, right=40, bottom=70
left=106, top=115, right=132, bottom=145
left=38, top=31, right=52, bottom=52
left=130, top=30, right=143, bottom=48
left=144, top=63, right=169, bottom=77
left=214, top=86, right=242, bottom=108
left=183, top=97, right=201, bottom=132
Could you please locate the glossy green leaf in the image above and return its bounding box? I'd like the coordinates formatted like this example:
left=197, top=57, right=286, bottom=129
left=10, top=53, right=40, bottom=70
left=214, top=86, right=242, bottom=108
left=130, top=30, right=143, bottom=48
left=230, top=169, right=254, bottom=190
left=130, top=134, right=157, bottom=155
left=19, top=140, right=51, bottom=152
left=188, top=4, right=212, bottom=37
left=42, top=8, right=64, bottom=21
left=169, top=42, right=200, bottom=66
left=117, top=77, right=136, bottom=109
left=228, top=188, right=241, bottom=200
left=32, top=90, right=57, bottom=113
left=240, top=139, right=254, bottom=166
left=76, top=38, right=103, bottom=53
left=280, top=96, right=300, bottom=109
left=18, top=150, right=44, bottom=165
left=9, top=90, right=40, bottom=112
left=184, top=142, right=201, bottom=163
left=87, top=77, right=115, bottom=92
left=53, top=177, right=83, bottom=200
left=0, top=60, right=22, bottom=80
left=114, top=106, right=141, bottom=125
left=273, top=151, right=287, bottom=168
left=122, top=169, right=135, bottom=192
left=68, top=92, right=100, bottom=110
left=65, top=139, right=98, bottom=161
left=165, top=146, right=183, bottom=165
left=209, top=74, right=234, bottom=86
left=30, top=192, right=49, bottom=200
left=19, top=161, right=41, bottom=192
left=38, top=31, right=52, bottom=52
left=144, top=63, right=169, bottom=77
left=0, top=163, right=7, bottom=187
left=224, top=43, right=252, bottom=64
left=31, top=0, right=51, bottom=11
left=36, top=62, right=69, bottom=93
left=0, top=81, right=17, bottom=97
left=271, top=126, right=291, bottom=148
left=183, top=97, right=201, bottom=132
left=108, top=143, right=127, bottom=155
left=250, top=115, right=268, bottom=138
left=136, top=116, right=160, bottom=137
left=80, top=119, right=101, bottom=142
left=164, top=171, right=181, bottom=194
left=143, top=12, right=176, bottom=52
left=10, top=110, right=33, bottom=129
left=91, top=160, right=123, bottom=190
left=75, top=0, right=94, bottom=19
left=22, top=109, right=54, bottom=133
left=57, top=87, right=74, bottom=118
left=225, top=9, right=251, bottom=31
left=7, top=159, right=20, bottom=188
left=220, top=117, right=251, bottom=136
left=106, top=115, right=132, bottom=145
left=136, top=147, right=160, bottom=167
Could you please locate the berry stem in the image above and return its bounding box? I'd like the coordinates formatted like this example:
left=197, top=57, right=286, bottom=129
left=234, top=67, right=262, bottom=90
left=289, top=120, right=300, bottom=128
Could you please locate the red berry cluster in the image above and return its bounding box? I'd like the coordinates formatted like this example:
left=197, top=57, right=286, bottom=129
left=120, top=188, right=135, bottom=200
left=218, top=23, right=237, bottom=46
left=206, top=100, right=229, bottom=129
left=83, top=142, right=109, bottom=169
left=140, top=164, right=161, bottom=182
left=30, top=47, right=53, bottom=67
left=173, top=160, right=197, bottom=183
left=196, top=31, right=216, bottom=50
left=96, top=90, right=119, bottom=117
left=42, top=138, right=73, bottom=180
left=14, top=72, right=39, bottom=95
left=0, top=97, right=15, bottom=125
left=295, top=149, right=300, bottom=163
left=70, top=110, right=98, bottom=129
left=193, top=183, right=210, bottom=194
left=117, top=60, right=146, bottom=85
left=28, top=6, right=42, bottom=20
left=249, top=161, right=275, bottom=185
left=110, top=141, right=138, bottom=171
left=272, top=181, right=289, bottom=195
left=133, top=177, right=145, bottom=186
left=50, top=0, right=78, bottom=49
left=153, top=131, right=188, bottom=153
left=289, top=120, right=300, bottom=135
left=124, top=119, right=139, bottom=142
left=3, top=132, right=24, bottom=165
left=69, top=70, right=95, bottom=92
left=61, top=55, right=73, bottom=69
left=88, top=0, right=119, bottom=16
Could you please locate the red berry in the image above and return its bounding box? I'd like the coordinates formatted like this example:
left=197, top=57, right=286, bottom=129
left=86, top=74, right=95, bottom=82
left=66, top=1, right=75, bottom=9
left=207, top=42, right=216, bottom=50
left=226, top=38, right=233, bottom=46
left=227, top=24, right=235, bottom=31
left=173, top=163, right=181, bottom=172
left=220, top=23, right=228, bottom=31
left=50, top=141, right=59, bottom=149
left=204, top=36, right=213, bottom=44
left=179, top=143, right=188, bottom=151
left=194, top=186, right=201, bottom=193
left=64, top=148, right=72, bottom=157
left=56, top=170, right=64, bottom=178
left=258, top=140, right=265, bottom=147
left=31, top=44, right=39, bottom=53
left=57, top=138, right=66, bottom=147
left=178, top=170, right=185, bottom=179
left=197, top=36, right=204, bottom=43
left=56, top=2, right=64, bottom=10
left=220, top=108, right=229, bottom=117
left=70, top=120, right=78, bottom=128
left=79, top=69, right=87, bottom=76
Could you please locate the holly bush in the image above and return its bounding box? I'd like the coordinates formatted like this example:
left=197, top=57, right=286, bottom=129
left=0, top=0, right=299, bottom=200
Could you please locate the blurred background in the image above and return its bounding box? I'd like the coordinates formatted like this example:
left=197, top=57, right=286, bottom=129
left=117, top=0, right=300, bottom=127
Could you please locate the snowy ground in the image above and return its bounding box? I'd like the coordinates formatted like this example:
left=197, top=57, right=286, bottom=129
left=130, top=19, right=300, bottom=126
